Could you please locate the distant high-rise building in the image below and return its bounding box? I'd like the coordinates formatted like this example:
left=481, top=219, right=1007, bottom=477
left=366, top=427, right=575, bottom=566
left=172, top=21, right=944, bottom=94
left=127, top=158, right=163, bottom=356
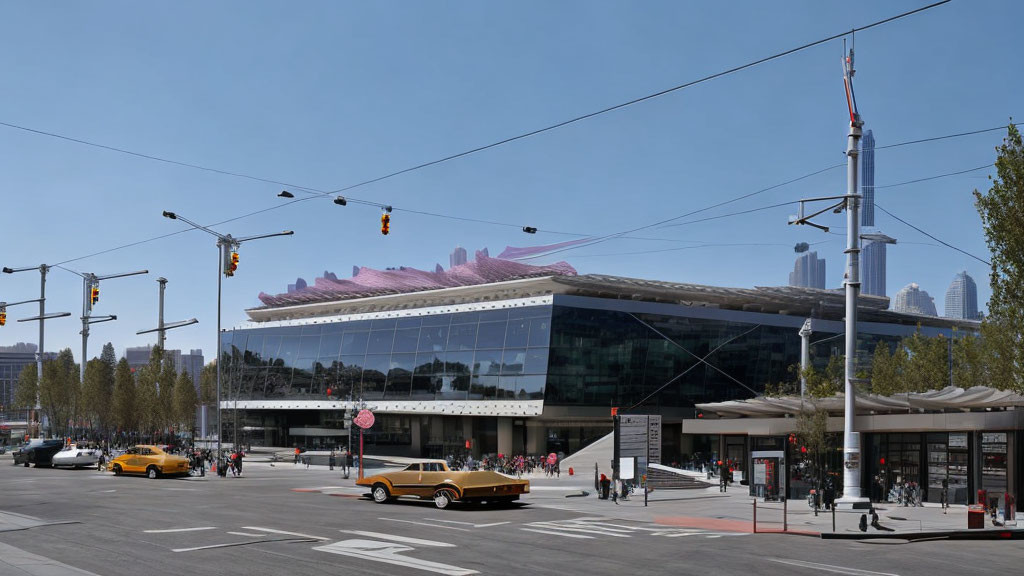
left=861, top=129, right=875, bottom=227
left=125, top=346, right=203, bottom=386
left=944, top=271, right=979, bottom=320
left=788, top=251, right=826, bottom=289
left=893, top=283, right=937, bottom=316
left=450, top=246, right=468, bottom=268
left=0, top=343, right=55, bottom=419
left=860, top=233, right=896, bottom=297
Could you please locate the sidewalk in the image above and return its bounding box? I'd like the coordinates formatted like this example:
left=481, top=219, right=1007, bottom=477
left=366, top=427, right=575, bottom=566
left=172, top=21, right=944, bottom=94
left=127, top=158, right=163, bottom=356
left=0, top=539, right=100, bottom=575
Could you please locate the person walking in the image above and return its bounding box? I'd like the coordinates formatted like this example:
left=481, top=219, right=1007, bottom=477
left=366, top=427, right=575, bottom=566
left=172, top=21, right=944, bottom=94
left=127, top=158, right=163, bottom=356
left=718, top=460, right=729, bottom=493
left=344, top=449, right=353, bottom=479
left=329, top=450, right=336, bottom=471
left=294, top=446, right=301, bottom=465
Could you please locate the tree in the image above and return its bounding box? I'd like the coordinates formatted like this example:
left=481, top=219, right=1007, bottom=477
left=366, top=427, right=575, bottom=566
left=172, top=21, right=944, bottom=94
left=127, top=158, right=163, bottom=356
left=795, top=404, right=832, bottom=508
left=12, top=364, right=38, bottom=411
left=173, top=371, right=198, bottom=432
left=804, top=355, right=844, bottom=398
left=81, top=358, right=113, bottom=431
left=158, top=354, right=178, bottom=433
left=135, top=351, right=161, bottom=440
left=199, top=362, right=217, bottom=407
left=100, top=342, right=117, bottom=375
left=111, top=358, right=138, bottom=433
left=974, top=123, right=1024, bottom=392
left=38, top=349, right=79, bottom=438
left=902, top=332, right=949, bottom=393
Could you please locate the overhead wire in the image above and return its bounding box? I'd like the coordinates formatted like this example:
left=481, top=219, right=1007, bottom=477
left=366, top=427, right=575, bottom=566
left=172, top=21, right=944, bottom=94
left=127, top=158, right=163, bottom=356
left=875, top=203, right=990, bottom=266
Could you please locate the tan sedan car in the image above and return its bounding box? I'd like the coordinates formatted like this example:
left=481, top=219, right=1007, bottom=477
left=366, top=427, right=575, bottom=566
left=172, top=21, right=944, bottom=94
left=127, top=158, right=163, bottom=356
left=357, top=460, right=530, bottom=509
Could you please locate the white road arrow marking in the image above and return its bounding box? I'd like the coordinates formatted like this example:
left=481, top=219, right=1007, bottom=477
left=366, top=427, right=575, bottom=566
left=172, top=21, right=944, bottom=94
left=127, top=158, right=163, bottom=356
left=144, top=527, right=217, bottom=533
left=314, top=539, right=478, bottom=576
left=242, top=526, right=329, bottom=540
left=340, top=530, right=455, bottom=547
left=378, top=518, right=471, bottom=531
left=520, top=528, right=594, bottom=539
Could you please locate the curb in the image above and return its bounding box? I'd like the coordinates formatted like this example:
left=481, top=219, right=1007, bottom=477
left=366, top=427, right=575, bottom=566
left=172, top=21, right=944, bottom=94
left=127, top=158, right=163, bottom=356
left=820, top=528, right=1024, bottom=541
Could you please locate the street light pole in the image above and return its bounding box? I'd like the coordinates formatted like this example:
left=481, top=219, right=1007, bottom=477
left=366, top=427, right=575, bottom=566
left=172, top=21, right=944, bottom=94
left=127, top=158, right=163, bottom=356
left=162, top=210, right=292, bottom=468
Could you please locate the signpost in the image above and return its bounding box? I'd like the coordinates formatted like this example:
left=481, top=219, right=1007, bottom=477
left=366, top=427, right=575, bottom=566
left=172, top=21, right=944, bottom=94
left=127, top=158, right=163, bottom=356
left=613, top=414, right=661, bottom=507
left=354, top=409, right=374, bottom=480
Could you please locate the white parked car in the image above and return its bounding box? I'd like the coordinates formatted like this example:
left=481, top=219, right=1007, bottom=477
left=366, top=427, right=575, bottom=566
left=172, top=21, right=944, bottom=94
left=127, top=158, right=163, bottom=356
left=51, top=445, right=101, bottom=468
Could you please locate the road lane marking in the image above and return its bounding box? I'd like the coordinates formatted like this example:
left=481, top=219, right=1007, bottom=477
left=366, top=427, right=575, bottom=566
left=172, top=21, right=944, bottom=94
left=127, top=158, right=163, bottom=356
left=242, top=526, right=330, bottom=540
left=314, top=539, right=478, bottom=576
left=431, top=519, right=510, bottom=528
left=144, top=527, right=217, bottom=533
left=767, top=558, right=900, bottom=576
left=227, top=531, right=267, bottom=537
left=378, top=518, right=471, bottom=531
left=520, top=528, right=593, bottom=539
left=172, top=542, right=255, bottom=552
left=340, top=530, right=455, bottom=547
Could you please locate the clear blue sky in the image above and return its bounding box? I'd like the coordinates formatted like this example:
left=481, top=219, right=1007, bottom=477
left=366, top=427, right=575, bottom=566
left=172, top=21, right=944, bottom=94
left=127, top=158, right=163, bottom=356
left=0, top=1, right=1016, bottom=362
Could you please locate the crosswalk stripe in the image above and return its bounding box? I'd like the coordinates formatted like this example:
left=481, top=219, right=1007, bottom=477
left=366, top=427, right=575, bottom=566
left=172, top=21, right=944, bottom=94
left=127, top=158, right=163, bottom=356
left=520, top=528, right=594, bottom=539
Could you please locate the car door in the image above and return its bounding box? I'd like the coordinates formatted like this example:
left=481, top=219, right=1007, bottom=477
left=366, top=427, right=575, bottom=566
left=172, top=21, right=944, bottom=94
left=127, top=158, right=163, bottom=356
left=416, top=462, right=448, bottom=497
left=388, top=464, right=421, bottom=496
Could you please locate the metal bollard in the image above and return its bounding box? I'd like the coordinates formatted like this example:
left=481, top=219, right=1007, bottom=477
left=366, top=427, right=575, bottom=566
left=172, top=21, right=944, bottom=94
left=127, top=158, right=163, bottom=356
left=752, top=499, right=757, bottom=533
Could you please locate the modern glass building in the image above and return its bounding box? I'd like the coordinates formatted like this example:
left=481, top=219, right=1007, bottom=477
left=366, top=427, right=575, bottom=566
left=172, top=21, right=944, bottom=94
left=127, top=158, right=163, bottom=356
left=861, top=129, right=875, bottom=227
left=860, top=233, right=896, bottom=298
left=944, top=271, right=979, bottom=320
left=222, top=274, right=975, bottom=460
left=788, top=251, right=826, bottom=289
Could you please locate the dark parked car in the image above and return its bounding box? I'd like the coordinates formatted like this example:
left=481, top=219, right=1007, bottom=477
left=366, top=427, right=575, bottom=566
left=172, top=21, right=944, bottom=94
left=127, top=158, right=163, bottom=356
left=12, top=439, right=65, bottom=467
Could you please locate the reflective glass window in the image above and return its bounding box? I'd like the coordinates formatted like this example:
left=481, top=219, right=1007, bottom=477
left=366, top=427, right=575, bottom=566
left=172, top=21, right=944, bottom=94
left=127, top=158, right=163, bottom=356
left=475, top=321, right=506, bottom=349
left=392, top=328, right=420, bottom=353
left=528, top=318, right=551, bottom=347
left=450, top=311, right=480, bottom=324
left=318, top=332, right=342, bottom=362
left=471, top=374, right=499, bottom=399
left=298, top=334, right=320, bottom=359
left=397, top=316, right=422, bottom=329
left=261, top=335, right=282, bottom=364
left=371, top=318, right=398, bottom=330
left=505, top=319, right=530, bottom=348
left=361, top=354, right=389, bottom=399
left=501, top=349, right=527, bottom=375
left=279, top=336, right=300, bottom=368
left=418, top=325, right=449, bottom=352
left=341, top=331, right=369, bottom=355
left=497, top=376, right=518, bottom=399
left=345, top=320, right=372, bottom=331
left=244, top=335, right=264, bottom=366
left=446, top=323, right=477, bottom=351
left=338, top=355, right=364, bottom=397
left=385, top=354, right=415, bottom=398
left=367, top=330, right=396, bottom=354
left=411, top=355, right=439, bottom=399
left=517, top=374, right=545, bottom=399
left=479, top=309, right=508, bottom=322
left=301, top=324, right=322, bottom=336
left=441, top=350, right=473, bottom=400
left=524, top=348, right=549, bottom=374
left=421, top=314, right=451, bottom=327
left=509, top=306, right=549, bottom=319
left=473, top=349, right=502, bottom=376
left=265, top=366, right=293, bottom=397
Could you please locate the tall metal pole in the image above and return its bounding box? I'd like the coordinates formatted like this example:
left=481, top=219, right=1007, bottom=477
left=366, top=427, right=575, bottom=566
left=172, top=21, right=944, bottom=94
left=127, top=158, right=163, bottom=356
left=838, top=118, right=868, bottom=507
left=799, top=319, right=812, bottom=398
left=215, top=241, right=224, bottom=466
left=36, top=265, right=48, bottom=437
left=81, top=274, right=91, bottom=384
left=157, top=278, right=167, bottom=351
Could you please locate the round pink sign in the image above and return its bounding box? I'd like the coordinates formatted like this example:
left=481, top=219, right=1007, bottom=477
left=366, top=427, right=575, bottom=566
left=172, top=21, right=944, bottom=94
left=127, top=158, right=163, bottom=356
left=353, top=409, right=375, bottom=429
left=547, top=453, right=557, bottom=465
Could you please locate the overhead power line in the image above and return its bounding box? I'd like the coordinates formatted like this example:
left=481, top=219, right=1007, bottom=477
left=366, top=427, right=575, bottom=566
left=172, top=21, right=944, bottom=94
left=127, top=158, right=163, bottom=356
left=875, top=203, right=990, bottom=266
left=872, top=163, right=990, bottom=189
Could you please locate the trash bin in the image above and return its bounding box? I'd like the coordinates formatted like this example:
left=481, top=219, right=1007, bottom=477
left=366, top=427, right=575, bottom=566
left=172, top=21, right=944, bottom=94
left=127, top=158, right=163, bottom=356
left=967, top=505, right=985, bottom=529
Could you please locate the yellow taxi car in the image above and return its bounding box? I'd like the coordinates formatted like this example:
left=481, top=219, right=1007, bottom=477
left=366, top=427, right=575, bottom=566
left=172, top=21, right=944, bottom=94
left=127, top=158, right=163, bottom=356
left=357, top=460, right=530, bottom=509
left=108, top=445, right=190, bottom=479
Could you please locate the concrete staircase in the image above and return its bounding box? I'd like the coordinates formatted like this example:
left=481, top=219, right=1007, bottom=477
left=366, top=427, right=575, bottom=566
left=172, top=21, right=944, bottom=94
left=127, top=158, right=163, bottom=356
left=645, top=463, right=715, bottom=490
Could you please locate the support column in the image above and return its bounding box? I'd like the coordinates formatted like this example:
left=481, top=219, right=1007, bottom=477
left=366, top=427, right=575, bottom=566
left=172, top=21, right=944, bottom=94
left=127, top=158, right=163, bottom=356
left=497, top=417, right=513, bottom=456
left=526, top=422, right=543, bottom=455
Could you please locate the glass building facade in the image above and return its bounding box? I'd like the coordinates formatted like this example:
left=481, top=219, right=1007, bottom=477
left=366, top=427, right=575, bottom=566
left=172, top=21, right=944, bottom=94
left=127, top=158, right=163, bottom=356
left=221, top=306, right=551, bottom=403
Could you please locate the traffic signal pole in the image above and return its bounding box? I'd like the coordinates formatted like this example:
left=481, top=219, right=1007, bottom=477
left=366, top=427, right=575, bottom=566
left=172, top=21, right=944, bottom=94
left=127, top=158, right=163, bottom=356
left=79, top=270, right=147, bottom=383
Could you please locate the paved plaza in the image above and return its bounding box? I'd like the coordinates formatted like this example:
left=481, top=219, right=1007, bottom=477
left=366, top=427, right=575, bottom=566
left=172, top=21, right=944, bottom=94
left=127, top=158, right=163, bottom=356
left=1, top=453, right=1020, bottom=576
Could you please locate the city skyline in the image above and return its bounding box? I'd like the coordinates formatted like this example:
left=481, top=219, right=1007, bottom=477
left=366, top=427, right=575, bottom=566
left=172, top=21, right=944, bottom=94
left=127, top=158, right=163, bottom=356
left=788, top=251, right=826, bottom=290
left=861, top=233, right=897, bottom=298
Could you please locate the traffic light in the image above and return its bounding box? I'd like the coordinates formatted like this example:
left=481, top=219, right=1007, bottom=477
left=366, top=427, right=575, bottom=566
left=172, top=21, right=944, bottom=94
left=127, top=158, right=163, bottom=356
left=224, top=249, right=239, bottom=277
left=0, top=311, right=6, bottom=326
left=90, top=285, right=100, bottom=306
left=380, top=213, right=390, bottom=235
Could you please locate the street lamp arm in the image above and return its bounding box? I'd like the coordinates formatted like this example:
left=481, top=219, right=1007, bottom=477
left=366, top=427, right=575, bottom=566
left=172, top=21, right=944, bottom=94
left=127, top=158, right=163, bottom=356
left=235, top=230, right=294, bottom=243
left=0, top=298, right=45, bottom=308
left=96, top=269, right=149, bottom=281
left=3, top=265, right=45, bottom=274
left=136, top=318, right=198, bottom=335
left=162, top=211, right=228, bottom=241
left=17, top=312, right=72, bottom=322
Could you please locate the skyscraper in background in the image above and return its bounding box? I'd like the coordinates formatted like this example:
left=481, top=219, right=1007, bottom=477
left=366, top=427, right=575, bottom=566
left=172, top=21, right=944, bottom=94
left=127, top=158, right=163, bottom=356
left=893, top=283, right=937, bottom=316
left=788, top=251, right=826, bottom=289
left=944, top=271, right=979, bottom=320
left=450, top=246, right=468, bottom=268
left=860, top=233, right=896, bottom=297
left=861, top=129, right=875, bottom=227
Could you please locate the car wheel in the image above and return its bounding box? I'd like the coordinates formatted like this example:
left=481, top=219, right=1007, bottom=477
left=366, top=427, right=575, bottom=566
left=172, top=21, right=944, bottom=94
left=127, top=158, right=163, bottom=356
left=112, top=464, right=122, bottom=475
left=23, top=461, right=29, bottom=468
left=433, top=488, right=454, bottom=510
left=147, top=466, right=160, bottom=479
left=372, top=484, right=390, bottom=503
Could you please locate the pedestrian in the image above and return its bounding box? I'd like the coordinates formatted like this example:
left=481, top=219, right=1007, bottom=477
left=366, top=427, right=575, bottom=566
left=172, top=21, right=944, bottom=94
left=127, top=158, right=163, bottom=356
left=329, top=450, right=336, bottom=471
left=345, top=449, right=353, bottom=479
left=940, top=478, right=949, bottom=514
left=97, top=450, right=105, bottom=472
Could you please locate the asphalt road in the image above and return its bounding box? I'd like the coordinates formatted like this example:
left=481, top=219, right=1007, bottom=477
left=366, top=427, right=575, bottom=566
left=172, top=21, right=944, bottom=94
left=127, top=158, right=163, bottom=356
left=0, top=459, right=1019, bottom=576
